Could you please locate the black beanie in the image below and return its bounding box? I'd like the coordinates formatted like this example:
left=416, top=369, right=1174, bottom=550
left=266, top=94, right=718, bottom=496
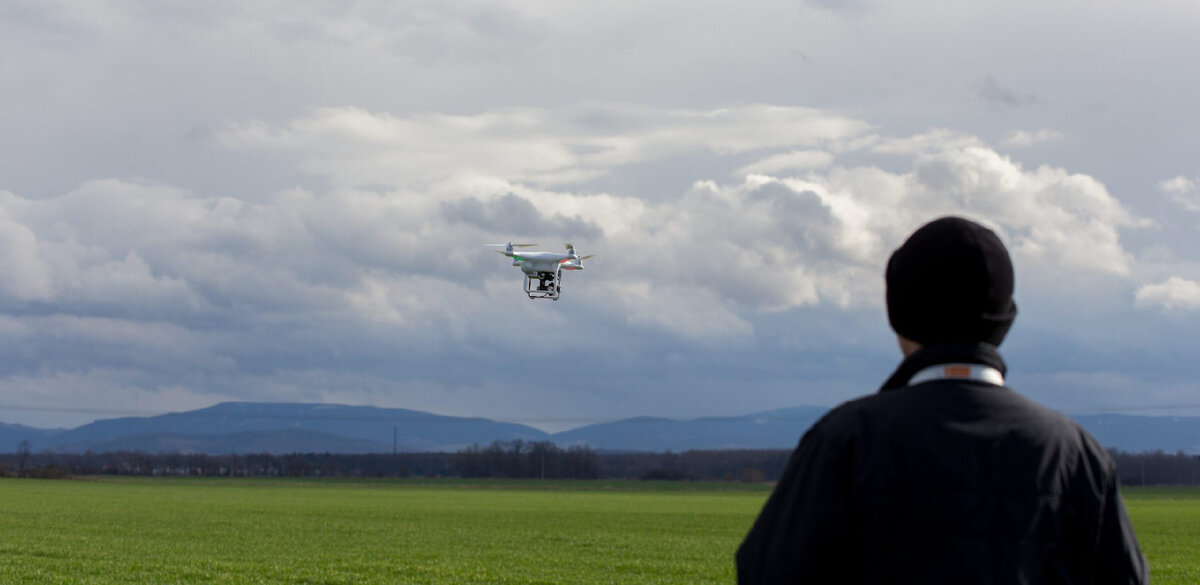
left=886, top=216, right=1017, bottom=346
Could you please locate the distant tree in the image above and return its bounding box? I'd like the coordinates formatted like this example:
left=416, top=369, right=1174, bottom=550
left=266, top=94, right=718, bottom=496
left=641, top=469, right=692, bottom=481
left=25, top=465, right=70, bottom=480
left=453, top=441, right=598, bottom=479
left=15, top=439, right=32, bottom=476
left=738, top=468, right=766, bottom=483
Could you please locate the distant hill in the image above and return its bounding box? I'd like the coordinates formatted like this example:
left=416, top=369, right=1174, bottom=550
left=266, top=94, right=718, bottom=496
left=3, top=402, right=1200, bottom=455
left=0, top=422, right=61, bottom=452
left=47, top=429, right=391, bottom=455
left=25, top=402, right=549, bottom=454
left=1069, top=414, right=1200, bottom=455
left=558, top=409, right=1200, bottom=454
left=554, top=406, right=829, bottom=451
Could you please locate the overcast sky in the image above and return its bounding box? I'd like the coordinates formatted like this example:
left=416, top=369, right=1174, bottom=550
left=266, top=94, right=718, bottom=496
left=3, top=0, right=1200, bottom=431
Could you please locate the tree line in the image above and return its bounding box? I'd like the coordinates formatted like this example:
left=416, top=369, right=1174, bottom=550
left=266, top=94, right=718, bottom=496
left=4, top=441, right=1200, bottom=485
left=0, top=440, right=600, bottom=480
left=455, top=440, right=599, bottom=479
left=1110, top=450, right=1200, bottom=486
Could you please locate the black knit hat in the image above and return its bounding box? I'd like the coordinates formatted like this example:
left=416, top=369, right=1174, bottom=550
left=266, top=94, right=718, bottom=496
left=886, top=216, right=1017, bottom=346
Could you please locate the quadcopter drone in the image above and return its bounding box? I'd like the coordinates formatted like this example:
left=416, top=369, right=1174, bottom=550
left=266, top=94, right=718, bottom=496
left=486, top=242, right=593, bottom=300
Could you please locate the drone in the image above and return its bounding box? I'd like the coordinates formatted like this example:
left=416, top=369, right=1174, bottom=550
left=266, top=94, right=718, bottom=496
left=486, top=242, right=593, bottom=300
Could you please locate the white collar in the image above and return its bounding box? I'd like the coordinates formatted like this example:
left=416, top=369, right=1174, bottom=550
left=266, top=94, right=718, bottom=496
left=909, top=363, right=1004, bottom=386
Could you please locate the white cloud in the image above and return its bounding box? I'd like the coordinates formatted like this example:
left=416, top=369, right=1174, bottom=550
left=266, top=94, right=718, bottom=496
left=0, top=195, right=54, bottom=301
left=0, top=97, right=1166, bottom=425
left=216, top=105, right=1144, bottom=308
left=1000, top=129, right=1063, bottom=148
left=1158, top=175, right=1200, bottom=212
left=50, top=105, right=1116, bottom=329
left=602, top=282, right=754, bottom=344
left=217, top=104, right=869, bottom=189
left=869, top=129, right=983, bottom=155
left=0, top=104, right=1147, bottom=368
left=906, top=146, right=1141, bottom=275
left=735, top=150, right=834, bottom=177
left=1135, top=277, right=1200, bottom=311
left=1159, top=175, right=1196, bottom=195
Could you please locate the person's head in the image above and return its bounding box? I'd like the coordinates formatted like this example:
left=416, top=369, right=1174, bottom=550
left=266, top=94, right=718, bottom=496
left=886, top=216, right=1017, bottom=349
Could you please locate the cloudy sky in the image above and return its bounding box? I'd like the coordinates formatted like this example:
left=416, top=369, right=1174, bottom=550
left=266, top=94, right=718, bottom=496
left=3, top=0, right=1199, bottom=431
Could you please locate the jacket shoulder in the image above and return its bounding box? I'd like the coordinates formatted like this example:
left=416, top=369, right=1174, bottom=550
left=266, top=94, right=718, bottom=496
left=810, top=384, right=1117, bottom=481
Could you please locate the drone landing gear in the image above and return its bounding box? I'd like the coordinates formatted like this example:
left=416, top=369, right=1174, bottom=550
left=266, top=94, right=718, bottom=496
left=524, top=271, right=562, bottom=300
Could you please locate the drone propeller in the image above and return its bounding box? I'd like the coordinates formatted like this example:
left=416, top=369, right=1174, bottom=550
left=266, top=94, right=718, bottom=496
left=484, top=243, right=537, bottom=248
left=560, top=251, right=593, bottom=271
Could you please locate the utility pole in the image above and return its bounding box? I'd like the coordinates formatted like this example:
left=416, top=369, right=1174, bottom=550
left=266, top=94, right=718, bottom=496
left=393, top=426, right=399, bottom=478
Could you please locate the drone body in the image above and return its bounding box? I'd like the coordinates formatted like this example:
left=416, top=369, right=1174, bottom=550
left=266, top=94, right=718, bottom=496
left=487, top=242, right=593, bottom=300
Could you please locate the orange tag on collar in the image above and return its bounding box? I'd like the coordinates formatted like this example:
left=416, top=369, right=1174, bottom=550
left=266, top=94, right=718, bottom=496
left=943, top=365, right=972, bottom=377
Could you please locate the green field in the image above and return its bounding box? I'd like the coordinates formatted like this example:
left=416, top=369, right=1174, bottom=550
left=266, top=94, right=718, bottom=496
left=0, top=478, right=1194, bottom=584
left=1121, top=487, right=1200, bottom=585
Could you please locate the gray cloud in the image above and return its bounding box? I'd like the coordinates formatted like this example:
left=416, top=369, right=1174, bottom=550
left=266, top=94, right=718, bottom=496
left=975, top=76, right=1040, bottom=109
left=0, top=103, right=1166, bottom=428
left=804, top=0, right=874, bottom=14
left=441, top=193, right=603, bottom=241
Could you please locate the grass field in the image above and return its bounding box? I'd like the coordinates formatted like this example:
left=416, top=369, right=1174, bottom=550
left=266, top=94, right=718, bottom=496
left=0, top=477, right=1194, bottom=584
left=1121, top=486, right=1200, bottom=585
left=0, top=477, right=765, bottom=584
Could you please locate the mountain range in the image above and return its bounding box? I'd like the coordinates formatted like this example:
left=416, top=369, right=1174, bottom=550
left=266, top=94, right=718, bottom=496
left=3, top=402, right=1198, bottom=455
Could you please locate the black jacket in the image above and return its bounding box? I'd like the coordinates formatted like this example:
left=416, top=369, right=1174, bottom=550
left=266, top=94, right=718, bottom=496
left=736, top=343, right=1147, bottom=584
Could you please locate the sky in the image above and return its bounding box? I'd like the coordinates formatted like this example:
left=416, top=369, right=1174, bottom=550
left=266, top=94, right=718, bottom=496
left=2, top=0, right=1200, bottom=431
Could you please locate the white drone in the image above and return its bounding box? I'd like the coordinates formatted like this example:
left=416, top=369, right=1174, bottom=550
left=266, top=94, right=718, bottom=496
left=486, top=242, right=594, bottom=300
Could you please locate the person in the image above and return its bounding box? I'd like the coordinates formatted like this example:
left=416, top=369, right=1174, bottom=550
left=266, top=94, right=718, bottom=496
left=736, top=216, right=1147, bottom=584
